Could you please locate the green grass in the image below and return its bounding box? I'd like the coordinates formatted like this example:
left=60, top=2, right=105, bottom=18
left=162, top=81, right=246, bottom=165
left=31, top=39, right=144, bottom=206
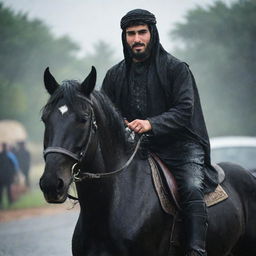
left=2, top=188, right=47, bottom=210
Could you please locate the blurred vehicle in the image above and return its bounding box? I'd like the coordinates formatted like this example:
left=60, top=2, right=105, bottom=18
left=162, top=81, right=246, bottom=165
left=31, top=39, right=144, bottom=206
left=210, top=136, right=256, bottom=172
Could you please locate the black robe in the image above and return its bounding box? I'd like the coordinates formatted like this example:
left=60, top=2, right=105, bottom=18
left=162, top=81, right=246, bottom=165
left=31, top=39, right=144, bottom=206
left=102, top=50, right=218, bottom=192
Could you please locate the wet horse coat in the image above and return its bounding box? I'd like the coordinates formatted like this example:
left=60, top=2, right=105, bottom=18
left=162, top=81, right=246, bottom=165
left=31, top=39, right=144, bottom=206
left=40, top=67, right=256, bottom=256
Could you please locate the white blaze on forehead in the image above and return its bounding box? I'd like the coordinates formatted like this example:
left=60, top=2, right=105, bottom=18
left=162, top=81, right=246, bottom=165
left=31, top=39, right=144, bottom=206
left=58, top=105, right=68, bottom=115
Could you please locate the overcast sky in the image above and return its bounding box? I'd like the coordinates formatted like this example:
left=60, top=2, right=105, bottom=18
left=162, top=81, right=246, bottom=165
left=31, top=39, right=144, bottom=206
left=2, top=0, right=235, bottom=58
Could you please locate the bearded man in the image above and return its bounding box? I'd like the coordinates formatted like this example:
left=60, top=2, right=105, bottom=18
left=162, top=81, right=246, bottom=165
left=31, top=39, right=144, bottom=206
left=102, top=9, right=218, bottom=256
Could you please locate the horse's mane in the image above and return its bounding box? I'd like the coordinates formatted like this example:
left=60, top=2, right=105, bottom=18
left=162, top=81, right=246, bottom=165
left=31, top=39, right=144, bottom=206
left=91, top=90, right=129, bottom=147
left=42, top=80, right=130, bottom=150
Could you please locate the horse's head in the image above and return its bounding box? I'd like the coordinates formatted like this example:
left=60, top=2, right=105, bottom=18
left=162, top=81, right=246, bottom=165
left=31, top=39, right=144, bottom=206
left=39, top=67, right=97, bottom=203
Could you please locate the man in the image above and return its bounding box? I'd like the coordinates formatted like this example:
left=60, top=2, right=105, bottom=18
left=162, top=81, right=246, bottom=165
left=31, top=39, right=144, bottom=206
left=102, top=9, right=218, bottom=256
left=14, top=141, right=31, bottom=187
left=0, top=143, right=17, bottom=208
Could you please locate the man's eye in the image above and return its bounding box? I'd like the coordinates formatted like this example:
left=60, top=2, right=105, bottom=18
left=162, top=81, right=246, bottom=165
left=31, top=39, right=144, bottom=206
left=138, top=30, right=148, bottom=35
left=127, top=31, right=135, bottom=36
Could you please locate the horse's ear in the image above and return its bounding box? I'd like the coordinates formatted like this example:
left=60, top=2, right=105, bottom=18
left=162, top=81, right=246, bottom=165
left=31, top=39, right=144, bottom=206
left=44, top=67, right=59, bottom=95
left=81, top=66, right=97, bottom=96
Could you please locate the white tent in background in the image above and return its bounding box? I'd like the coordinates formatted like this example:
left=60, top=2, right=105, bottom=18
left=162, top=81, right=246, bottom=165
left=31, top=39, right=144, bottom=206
left=0, top=120, right=27, bottom=148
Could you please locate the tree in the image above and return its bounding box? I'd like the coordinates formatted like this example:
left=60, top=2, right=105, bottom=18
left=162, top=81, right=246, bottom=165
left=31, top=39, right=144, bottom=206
left=0, top=3, right=115, bottom=141
left=170, top=0, right=256, bottom=136
left=81, top=41, right=116, bottom=88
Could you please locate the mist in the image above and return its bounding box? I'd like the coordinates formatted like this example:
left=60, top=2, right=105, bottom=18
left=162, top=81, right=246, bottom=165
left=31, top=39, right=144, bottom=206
left=0, top=0, right=254, bottom=153
left=0, top=0, right=255, bottom=238
left=2, top=0, right=236, bottom=57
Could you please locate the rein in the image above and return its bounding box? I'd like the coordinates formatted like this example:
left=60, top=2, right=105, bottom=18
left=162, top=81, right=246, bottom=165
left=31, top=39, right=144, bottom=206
left=43, top=102, right=143, bottom=200
left=67, top=134, right=142, bottom=201
left=71, top=135, right=142, bottom=181
left=43, top=106, right=143, bottom=181
left=68, top=136, right=141, bottom=201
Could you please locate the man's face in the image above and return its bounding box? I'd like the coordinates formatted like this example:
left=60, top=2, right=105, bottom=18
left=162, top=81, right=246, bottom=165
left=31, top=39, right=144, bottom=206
left=125, top=24, right=151, bottom=61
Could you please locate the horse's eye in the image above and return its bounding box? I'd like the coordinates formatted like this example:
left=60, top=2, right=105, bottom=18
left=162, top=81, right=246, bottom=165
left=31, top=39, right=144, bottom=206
left=77, top=116, right=88, bottom=123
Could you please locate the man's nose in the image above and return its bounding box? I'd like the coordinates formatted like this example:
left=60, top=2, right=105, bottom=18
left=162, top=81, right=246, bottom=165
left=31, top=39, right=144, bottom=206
left=134, top=33, right=141, bottom=42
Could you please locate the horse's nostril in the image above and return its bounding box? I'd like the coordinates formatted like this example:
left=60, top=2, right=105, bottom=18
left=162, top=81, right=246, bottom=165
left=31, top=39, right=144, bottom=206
left=57, top=178, right=64, bottom=192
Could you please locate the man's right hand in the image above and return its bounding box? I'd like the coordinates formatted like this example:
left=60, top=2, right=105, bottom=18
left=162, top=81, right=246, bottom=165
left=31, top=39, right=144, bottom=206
left=125, top=119, right=152, bottom=134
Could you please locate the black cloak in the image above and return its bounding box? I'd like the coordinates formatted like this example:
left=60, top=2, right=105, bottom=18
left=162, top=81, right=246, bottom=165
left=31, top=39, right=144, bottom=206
left=102, top=9, right=218, bottom=192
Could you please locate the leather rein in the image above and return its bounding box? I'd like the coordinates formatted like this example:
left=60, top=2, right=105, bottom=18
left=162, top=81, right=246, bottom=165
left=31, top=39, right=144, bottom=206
left=43, top=106, right=142, bottom=184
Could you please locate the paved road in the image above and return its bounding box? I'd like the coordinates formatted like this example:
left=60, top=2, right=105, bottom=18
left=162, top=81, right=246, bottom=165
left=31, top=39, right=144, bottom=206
left=0, top=210, right=79, bottom=256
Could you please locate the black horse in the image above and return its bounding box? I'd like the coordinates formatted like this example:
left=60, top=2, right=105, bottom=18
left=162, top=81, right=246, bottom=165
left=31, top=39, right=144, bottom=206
left=40, top=67, right=256, bottom=256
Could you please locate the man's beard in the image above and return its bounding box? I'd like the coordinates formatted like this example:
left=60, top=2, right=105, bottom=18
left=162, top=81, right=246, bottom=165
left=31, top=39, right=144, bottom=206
left=128, top=42, right=152, bottom=61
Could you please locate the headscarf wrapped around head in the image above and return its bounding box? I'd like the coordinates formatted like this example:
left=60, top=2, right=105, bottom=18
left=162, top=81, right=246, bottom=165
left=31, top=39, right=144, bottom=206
left=120, top=9, right=156, bottom=30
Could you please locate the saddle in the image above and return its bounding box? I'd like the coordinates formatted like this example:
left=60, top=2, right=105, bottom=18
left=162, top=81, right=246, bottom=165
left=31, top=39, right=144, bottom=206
left=149, top=153, right=228, bottom=215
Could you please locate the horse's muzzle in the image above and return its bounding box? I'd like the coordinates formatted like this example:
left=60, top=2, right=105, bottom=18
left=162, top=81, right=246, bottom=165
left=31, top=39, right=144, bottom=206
left=39, top=174, right=69, bottom=203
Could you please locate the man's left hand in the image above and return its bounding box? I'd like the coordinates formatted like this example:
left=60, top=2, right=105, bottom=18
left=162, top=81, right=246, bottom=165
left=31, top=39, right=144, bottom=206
left=126, top=119, right=152, bottom=134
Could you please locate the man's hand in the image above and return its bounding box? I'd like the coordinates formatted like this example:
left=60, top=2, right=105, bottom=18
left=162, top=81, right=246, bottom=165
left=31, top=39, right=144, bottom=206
left=125, top=119, right=152, bottom=134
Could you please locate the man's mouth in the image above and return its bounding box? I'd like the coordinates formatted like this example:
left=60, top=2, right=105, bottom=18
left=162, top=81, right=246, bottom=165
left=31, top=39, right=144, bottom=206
left=132, top=44, right=145, bottom=52
left=132, top=43, right=145, bottom=49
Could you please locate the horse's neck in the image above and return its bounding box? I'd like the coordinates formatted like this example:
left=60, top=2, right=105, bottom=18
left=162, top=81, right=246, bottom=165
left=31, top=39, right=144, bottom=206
left=77, top=177, right=115, bottom=214
left=77, top=138, right=128, bottom=207
left=94, top=111, right=128, bottom=171
left=77, top=158, right=145, bottom=219
left=76, top=157, right=164, bottom=243
left=99, top=136, right=128, bottom=171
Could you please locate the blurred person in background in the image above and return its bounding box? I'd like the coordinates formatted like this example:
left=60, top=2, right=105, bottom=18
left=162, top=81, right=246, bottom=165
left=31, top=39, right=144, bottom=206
left=102, top=9, right=218, bottom=256
left=7, top=145, right=20, bottom=175
left=14, top=141, right=31, bottom=188
left=0, top=143, right=17, bottom=208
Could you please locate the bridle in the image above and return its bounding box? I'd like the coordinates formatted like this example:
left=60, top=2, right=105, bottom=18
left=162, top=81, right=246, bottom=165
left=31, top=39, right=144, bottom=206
left=43, top=106, right=142, bottom=183
left=43, top=107, right=98, bottom=178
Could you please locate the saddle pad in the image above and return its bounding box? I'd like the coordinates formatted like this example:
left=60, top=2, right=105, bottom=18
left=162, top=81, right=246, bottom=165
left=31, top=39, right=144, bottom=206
left=204, top=184, right=228, bottom=207
left=149, top=157, right=229, bottom=215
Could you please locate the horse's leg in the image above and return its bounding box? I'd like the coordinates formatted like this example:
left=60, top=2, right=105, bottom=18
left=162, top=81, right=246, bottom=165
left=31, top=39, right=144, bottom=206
left=206, top=187, right=244, bottom=255
left=72, top=213, right=86, bottom=256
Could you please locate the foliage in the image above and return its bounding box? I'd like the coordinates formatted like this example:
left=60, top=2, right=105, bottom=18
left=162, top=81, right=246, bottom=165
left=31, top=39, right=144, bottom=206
left=171, top=0, right=256, bottom=137
left=82, top=41, right=116, bottom=88
left=0, top=3, right=115, bottom=142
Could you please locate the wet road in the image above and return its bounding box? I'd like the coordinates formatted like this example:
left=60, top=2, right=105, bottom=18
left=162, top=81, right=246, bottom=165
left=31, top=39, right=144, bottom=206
left=0, top=210, right=79, bottom=256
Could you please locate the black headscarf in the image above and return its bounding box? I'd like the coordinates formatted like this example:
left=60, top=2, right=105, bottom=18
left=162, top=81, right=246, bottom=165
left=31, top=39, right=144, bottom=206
left=120, top=9, right=156, bottom=29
